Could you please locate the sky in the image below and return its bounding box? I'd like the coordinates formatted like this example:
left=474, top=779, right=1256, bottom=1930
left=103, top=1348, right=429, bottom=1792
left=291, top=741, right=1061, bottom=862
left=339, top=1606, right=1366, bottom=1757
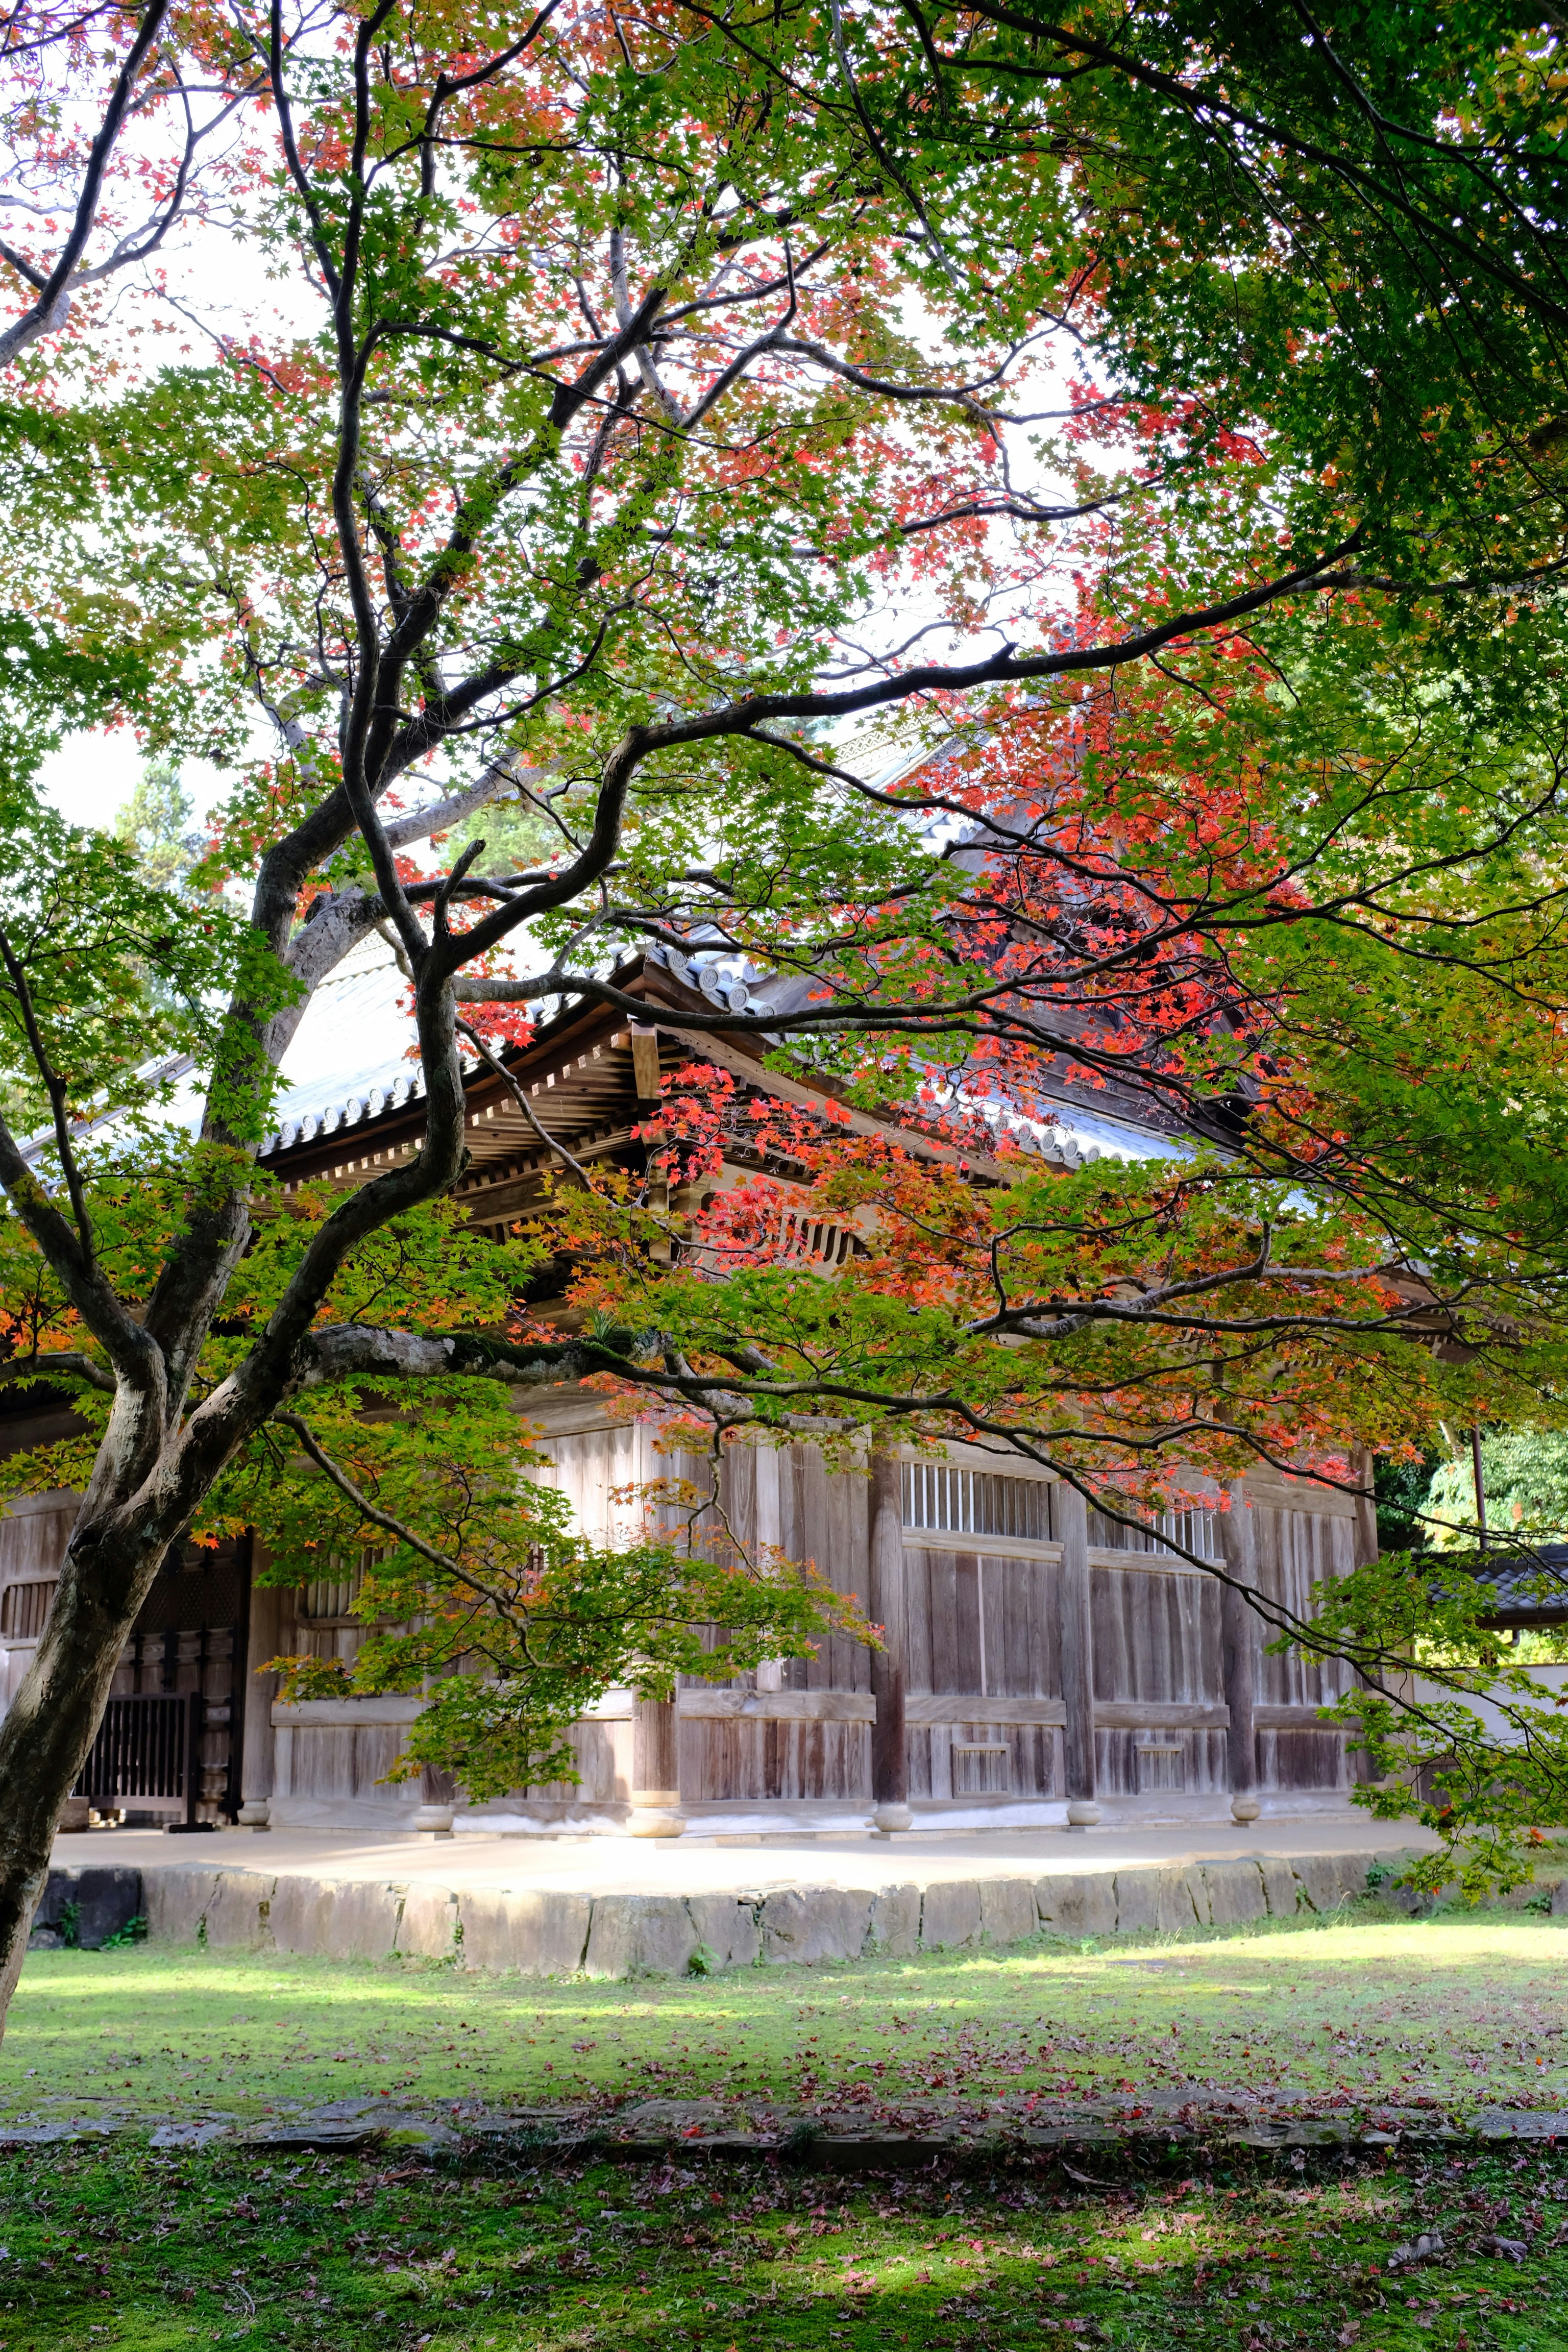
left=34, top=728, right=223, bottom=835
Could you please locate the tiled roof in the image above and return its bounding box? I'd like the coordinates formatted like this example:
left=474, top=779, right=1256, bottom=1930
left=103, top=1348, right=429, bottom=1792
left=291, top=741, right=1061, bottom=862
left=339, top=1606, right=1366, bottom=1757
left=25, top=918, right=1192, bottom=1180
left=1439, top=1547, right=1568, bottom=1623
left=254, top=935, right=1183, bottom=1173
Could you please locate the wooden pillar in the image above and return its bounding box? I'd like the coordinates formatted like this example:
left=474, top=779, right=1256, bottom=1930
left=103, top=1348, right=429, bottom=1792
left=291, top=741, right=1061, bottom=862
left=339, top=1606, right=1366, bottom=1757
left=1219, top=1483, right=1260, bottom=1825
left=1057, top=1484, right=1100, bottom=1825
left=629, top=1695, right=684, bottom=1837
left=753, top=1443, right=783, bottom=1695
left=1353, top=1443, right=1379, bottom=1568
left=1346, top=1442, right=1385, bottom=1786
left=236, top=1545, right=282, bottom=1830
left=868, top=1449, right=911, bottom=1832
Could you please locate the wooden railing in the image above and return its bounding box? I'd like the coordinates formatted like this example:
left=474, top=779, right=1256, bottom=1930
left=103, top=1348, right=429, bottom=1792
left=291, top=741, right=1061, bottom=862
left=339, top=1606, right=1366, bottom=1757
left=74, top=1694, right=204, bottom=1823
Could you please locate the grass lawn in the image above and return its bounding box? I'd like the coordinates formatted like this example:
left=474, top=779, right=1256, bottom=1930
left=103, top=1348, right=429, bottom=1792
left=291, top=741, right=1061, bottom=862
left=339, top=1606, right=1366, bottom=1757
left=0, top=1906, right=1563, bottom=2125
left=0, top=1906, right=1564, bottom=2349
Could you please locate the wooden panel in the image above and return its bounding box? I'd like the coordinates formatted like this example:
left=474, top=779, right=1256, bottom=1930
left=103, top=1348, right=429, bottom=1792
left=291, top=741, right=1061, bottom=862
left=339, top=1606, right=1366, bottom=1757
left=1093, top=1700, right=1229, bottom=1730
left=1091, top=1565, right=1222, bottom=1705
left=901, top=1439, right=1058, bottom=1484
left=533, top=1417, right=648, bottom=1546
left=1255, top=1703, right=1353, bottom=1729
left=951, top=1555, right=984, bottom=1693
left=986, top=1552, right=1060, bottom=1698
left=905, top=1720, right=1058, bottom=1799
left=0, top=1495, right=75, bottom=1591
left=904, top=1540, right=1063, bottom=1702
left=764, top=1442, right=872, bottom=1694
left=677, top=1714, right=870, bottom=1802
left=288, top=1727, right=358, bottom=1801
left=275, top=1697, right=424, bottom=1727
left=351, top=1725, right=403, bottom=1797
left=526, top=1718, right=628, bottom=1804
left=1095, top=1727, right=1229, bottom=1798
left=1242, top=1476, right=1357, bottom=1520
left=1253, top=1505, right=1358, bottom=1710
left=680, top=1688, right=874, bottom=1722
left=639, top=1438, right=872, bottom=1700
left=908, top=1549, right=986, bottom=1696
left=283, top=1723, right=411, bottom=1801
left=905, top=1532, right=1063, bottom=1562
left=908, top=1722, right=948, bottom=1800
left=1258, top=1726, right=1349, bottom=1793
left=1, top=1581, right=52, bottom=1639
left=904, top=1694, right=1065, bottom=1726
left=903, top=1542, right=934, bottom=1696
left=816, top=1442, right=872, bottom=1689
left=1087, top=1549, right=1207, bottom=1577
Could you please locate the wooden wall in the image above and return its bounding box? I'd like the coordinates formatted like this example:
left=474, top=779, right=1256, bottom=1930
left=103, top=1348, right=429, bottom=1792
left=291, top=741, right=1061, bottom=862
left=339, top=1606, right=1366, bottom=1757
left=0, top=1492, right=76, bottom=1717
left=651, top=1447, right=1362, bottom=1813
left=0, top=1500, right=250, bottom=1820
left=671, top=1437, right=872, bottom=1802
left=1251, top=1490, right=1364, bottom=1795
left=0, top=1418, right=1371, bottom=1822
left=516, top=1434, right=1367, bottom=1815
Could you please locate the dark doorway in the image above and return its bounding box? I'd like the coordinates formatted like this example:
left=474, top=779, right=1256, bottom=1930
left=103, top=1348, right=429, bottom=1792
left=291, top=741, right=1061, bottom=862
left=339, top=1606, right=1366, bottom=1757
left=78, top=1536, right=252, bottom=1826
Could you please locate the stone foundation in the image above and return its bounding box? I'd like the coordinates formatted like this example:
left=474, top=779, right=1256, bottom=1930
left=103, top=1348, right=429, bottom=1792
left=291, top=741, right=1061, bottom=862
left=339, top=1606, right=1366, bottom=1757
left=37, top=1846, right=1557, bottom=1974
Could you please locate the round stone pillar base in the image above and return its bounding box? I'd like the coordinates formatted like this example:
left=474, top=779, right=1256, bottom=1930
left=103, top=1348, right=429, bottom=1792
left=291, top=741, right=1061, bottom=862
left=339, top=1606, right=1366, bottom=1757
left=628, top=1792, right=686, bottom=1839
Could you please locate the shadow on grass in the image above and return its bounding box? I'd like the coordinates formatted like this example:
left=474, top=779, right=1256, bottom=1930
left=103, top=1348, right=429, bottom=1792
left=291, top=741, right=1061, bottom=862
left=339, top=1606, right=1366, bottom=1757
left=0, top=2137, right=1564, bottom=2351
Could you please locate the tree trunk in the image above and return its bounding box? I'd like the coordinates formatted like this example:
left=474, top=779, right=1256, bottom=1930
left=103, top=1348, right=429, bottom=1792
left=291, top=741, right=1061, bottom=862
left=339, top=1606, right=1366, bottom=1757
left=0, top=1511, right=176, bottom=2030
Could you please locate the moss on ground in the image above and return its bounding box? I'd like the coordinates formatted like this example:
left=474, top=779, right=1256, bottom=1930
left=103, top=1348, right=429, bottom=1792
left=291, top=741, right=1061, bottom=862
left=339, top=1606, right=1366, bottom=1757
left=0, top=1905, right=1563, bottom=2125
left=0, top=2137, right=1564, bottom=2350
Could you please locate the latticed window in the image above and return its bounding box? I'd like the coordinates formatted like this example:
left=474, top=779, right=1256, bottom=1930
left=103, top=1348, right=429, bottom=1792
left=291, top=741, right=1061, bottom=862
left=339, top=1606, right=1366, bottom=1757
left=777, top=1206, right=860, bottom=1266
left=1, top=1580, right=54, bottom=1639
left=900, top=1462, right=1054, bottom=1541
left=1088, top=1504, right=1222, bottom=1562
left=300, top=1550, right=380, bottom=1624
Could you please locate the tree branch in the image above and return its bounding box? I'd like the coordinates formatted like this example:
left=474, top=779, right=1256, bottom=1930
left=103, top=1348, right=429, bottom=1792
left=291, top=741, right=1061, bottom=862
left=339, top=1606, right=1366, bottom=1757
left=0, top=1351, right=116, bottom=1397
left=0, top=0, right=174, bottom=367
left=273, top=1409, right=467, bottom=1577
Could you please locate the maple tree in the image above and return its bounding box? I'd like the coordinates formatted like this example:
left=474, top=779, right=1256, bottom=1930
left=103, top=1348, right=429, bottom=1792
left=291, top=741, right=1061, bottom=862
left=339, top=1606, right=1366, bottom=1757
left=0, top=0, right=1562, bottom=2020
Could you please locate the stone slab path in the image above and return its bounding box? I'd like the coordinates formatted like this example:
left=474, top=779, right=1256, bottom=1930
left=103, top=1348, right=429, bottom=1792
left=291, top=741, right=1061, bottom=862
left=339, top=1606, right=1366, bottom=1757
left=54, top=1811, right=1439, bottom=1897
left=3, top=2092, right=1565, bottom=2168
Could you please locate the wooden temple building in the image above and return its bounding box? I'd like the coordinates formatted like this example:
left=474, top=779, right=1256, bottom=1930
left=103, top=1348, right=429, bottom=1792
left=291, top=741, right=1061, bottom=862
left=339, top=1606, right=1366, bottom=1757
left=0, top=941, right=1379, bottom=1838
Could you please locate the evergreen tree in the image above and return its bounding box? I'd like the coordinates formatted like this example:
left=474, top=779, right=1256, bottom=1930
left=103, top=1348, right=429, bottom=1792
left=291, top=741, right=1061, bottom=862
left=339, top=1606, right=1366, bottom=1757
left=111, top=764, right=194, bottom=895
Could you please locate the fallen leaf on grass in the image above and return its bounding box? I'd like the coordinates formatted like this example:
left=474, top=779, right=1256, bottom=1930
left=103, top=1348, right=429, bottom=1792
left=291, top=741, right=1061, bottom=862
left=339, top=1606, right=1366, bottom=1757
left=1388, top=2233, right=1446, bottom=2270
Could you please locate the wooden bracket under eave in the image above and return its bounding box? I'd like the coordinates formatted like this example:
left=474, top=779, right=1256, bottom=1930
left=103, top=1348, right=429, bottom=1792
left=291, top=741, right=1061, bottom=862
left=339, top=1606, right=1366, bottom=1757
left=627, top=1020, right=663, bottom=1106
